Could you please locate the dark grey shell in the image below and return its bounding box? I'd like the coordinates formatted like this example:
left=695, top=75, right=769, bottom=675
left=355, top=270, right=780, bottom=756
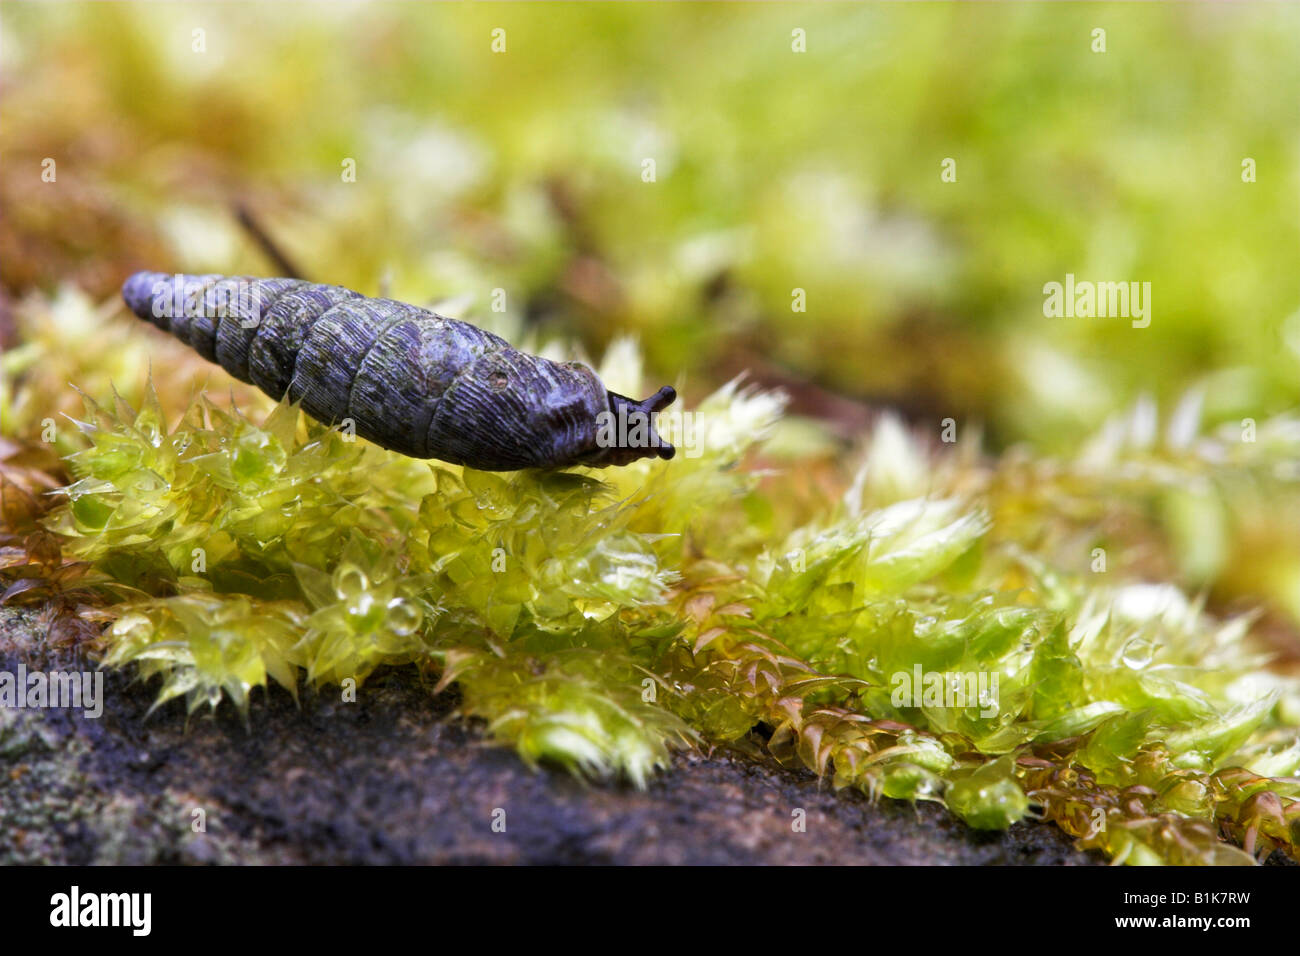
left=121, top=272, right=675, bottom=470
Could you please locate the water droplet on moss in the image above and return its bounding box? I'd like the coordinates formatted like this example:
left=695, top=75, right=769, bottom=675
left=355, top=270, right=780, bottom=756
left=1121, top=636, right=1156, bottom=669
left=336, top=566, right=369, bottom=600
left=387, top=600, right=422, bottom=636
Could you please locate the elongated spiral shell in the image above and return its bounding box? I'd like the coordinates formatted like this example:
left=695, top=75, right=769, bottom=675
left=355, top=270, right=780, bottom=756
left=121, top=272, right=676, bottom=470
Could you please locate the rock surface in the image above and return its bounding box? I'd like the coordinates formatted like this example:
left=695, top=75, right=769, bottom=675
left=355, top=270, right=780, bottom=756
left=0, top=605, right=1105, bottom=865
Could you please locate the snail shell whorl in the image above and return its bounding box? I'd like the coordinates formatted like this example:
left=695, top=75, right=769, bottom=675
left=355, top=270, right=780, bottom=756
left=121, top=271, right=675, bottom=470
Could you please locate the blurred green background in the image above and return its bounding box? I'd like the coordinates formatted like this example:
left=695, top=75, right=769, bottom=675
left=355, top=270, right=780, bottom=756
left=3, top=1, right=1298, bottom=451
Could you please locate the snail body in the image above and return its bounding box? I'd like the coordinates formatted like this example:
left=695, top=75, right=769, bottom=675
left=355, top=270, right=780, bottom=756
left=121, top=272, right=675, bottom=470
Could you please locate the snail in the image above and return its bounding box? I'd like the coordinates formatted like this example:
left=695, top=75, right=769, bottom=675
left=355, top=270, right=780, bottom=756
left=120, top=272, right=676, bottom=470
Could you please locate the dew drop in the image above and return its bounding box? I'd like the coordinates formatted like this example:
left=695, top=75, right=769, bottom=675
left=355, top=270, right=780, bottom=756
left=1121, top=636, right=1157, bottom=670
left=386, top=600, right=422, bottom=636
left=336, top=565, right=369, bottom=601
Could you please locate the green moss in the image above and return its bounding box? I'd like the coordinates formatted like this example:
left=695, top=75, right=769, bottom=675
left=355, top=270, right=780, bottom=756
left=24, top=346, right=1300, bottom=866
left=947, top=758, right=1030, bottom=830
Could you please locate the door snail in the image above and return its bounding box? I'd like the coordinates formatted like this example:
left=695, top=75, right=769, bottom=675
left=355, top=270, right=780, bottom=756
left=121, top=272, right=676, bottom=470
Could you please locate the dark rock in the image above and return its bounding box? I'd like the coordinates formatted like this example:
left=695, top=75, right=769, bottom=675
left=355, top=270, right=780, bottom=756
left=0, top=605, right=1103, bottom=865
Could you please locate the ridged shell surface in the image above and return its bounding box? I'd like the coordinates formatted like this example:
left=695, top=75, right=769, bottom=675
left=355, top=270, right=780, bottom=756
left=121, top=272, right=674, bottom=470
